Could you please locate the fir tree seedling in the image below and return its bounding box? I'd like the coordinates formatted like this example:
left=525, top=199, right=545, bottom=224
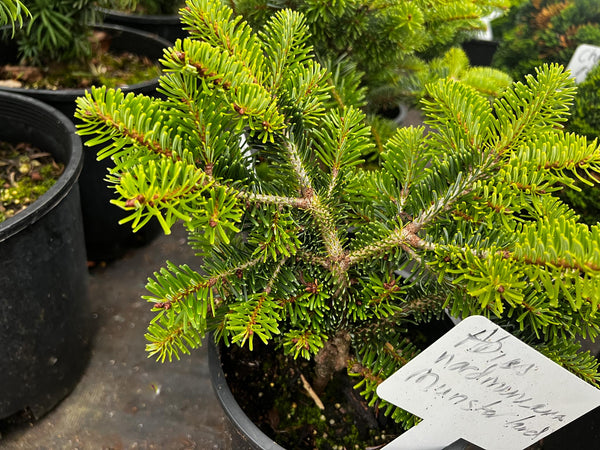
left=228, top=0, right=511, bottom=112
left=225, top=0, right=513, bottom=162
left=76, top=0, right=600, bottom=438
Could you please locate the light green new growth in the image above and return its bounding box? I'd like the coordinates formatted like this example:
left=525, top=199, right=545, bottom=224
left=0, top=0, right=28, bottom=30
left=76, top=0, right=600, bottom=431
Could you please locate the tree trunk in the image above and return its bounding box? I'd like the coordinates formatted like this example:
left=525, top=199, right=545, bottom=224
left=312, top=330, right=351, bottom=394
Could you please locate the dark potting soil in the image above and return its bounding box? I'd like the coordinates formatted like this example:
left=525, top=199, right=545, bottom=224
left=218, top=316, right=459, bottom=450
left=0, top=141, right=64, bottom=223
left=221, top=340, right=405, bottom=449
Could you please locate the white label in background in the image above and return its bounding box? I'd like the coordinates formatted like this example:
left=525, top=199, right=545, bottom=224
left=376, top=315, right=600, bottom=450
left=566, top=44, right=600, bottom=84
left=472, top=11, right=502, bottom=41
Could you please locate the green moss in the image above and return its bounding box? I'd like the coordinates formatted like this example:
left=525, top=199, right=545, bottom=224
left=0, top=142, right=64, bottom=223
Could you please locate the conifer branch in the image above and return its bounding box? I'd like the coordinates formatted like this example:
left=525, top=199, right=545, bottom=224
left=77, top=90, right=179, bottom=161
left=180, top=0, right=264, bottom=84
left=282, top=130, right=347, bottom=274
left=237, top=191, right=310, bottom=209
left=283, top=132, right=314, bottom=197
left=296, top=250, right=332, bottom=271
left=348, top=223, right=435, bottom=267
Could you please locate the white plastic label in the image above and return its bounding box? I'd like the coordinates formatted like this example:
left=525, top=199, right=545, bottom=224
left=566, top=44, right=600, bottom=84
left=376, top=316, right=600, bottom=450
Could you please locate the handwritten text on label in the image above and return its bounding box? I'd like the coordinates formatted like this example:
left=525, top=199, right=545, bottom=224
left=376, top=316, right=600, bottom=450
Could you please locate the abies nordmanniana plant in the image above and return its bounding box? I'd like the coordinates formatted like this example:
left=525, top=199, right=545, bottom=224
left=76, top=0, right=600, bottom=435
left=218, top=0, right=514, bottom=163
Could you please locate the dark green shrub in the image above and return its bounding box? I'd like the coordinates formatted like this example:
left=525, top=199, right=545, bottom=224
left=229, top=0, right=511, bottom=110
left=492, top=0, right=600, bottom=80
left=564, top=63, right=600, bottom=225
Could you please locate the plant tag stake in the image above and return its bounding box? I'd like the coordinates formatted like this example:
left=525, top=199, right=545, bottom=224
left=566, top=44, right=600, bottom=84
left=376, top=315, right=600, bottom=450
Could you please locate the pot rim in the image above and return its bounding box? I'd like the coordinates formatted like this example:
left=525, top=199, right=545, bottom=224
left=98, top=7, right=181, bottom=23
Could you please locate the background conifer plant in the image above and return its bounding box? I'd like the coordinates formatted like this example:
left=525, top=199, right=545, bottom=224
left=76, top=0, right=600, bottom=441
left=224, top=0, right=514, bottom=160
left=226, top=0, right=512, bottom=122
left=398, top=46, right=513, bottom=103
left=228, top=0, right=509, bottom=94
left=0, top=0, right=135, bottom=67
left=492, top=0, right=600, bottom=81
left=562, top=62, right=600, bottom=226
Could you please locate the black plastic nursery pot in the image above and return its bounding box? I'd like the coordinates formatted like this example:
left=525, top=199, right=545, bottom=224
left=461, top=39, right=500, bottom=67
left=100, top=8, right=186, bottom=44
left=208, top=336, right=478, bottom=450
left=0, top=91, right=90, bottom=422
left=208, top=339, right=285, bottom=450
left=0, top=24, right=171, bottom=262
left=208, top=329, right=600, bottom=449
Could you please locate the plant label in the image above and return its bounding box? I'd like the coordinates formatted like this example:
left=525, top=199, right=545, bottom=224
left=566, top=44, right=600, bottom=83
left=376, top=315, right=600, bottom=450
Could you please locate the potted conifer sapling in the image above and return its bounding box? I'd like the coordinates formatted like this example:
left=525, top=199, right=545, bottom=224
left=75, top=0, right=600, bottom=447
left=226, top=0, right=511, bottom=150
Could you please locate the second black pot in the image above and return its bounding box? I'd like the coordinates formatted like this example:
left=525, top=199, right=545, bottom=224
left=0, top=24, right=172, bottom=262
left=0, top=91, right=90, bottom=422
left=461, top=39, right=499, bottom=67
left=100, top=8, right=186, bottom=44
